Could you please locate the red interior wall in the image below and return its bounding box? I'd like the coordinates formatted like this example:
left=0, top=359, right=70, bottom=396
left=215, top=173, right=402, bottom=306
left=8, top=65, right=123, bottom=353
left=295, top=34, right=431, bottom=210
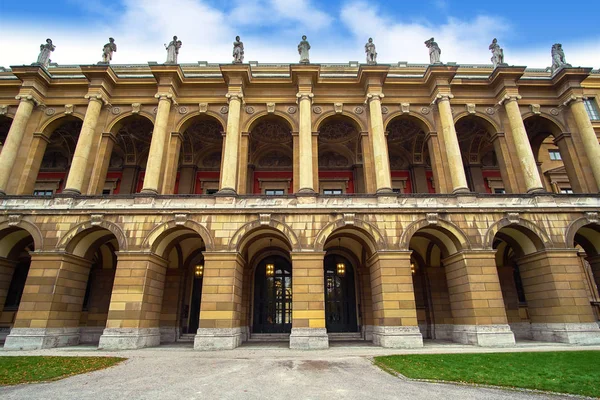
left=482, top=170, right=502, bottom=193
left=391, top=171, right=412, bottom=193
left=36, top=172, right=66, bottom=194
left=253, top=171, right=293, bottom=194
left=195, top=172, right=220, bottom=194
left=318, top=171, right=354, bottom=194
left=106, top=172, right=122, bottom=195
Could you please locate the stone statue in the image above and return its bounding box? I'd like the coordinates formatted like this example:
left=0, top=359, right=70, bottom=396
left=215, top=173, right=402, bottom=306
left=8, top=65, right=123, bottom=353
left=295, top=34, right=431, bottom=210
left=165, top=36, right=182, bottom=64
left=233, top=36, right=244, bottom=64
left=425, top=37, right=441, bottom=64
left=365, top=38, right=377, bottom=65
left=36, top=38, right=55, bottom=68
left=489, top=38, right=505, bottom=68
left=551, top=43, right=571, bottom=72
left=298, top=35, right=310, bottom=64
left=101, top=37, right=117, bottom=64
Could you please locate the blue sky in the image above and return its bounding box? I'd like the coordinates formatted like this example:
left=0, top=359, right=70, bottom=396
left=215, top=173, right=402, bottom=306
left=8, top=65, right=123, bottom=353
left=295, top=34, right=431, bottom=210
left=1, top=0, right=599, bottom=68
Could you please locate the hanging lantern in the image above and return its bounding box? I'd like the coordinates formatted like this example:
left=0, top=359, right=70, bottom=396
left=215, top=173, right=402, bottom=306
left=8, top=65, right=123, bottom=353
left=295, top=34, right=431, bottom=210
left=195, top=264, right=204, bottom=277
left=336, top=262, right=346, bottom=277
left=266, top=263, right=275, bottom=277
left=410, top=262, right=416, bottom=275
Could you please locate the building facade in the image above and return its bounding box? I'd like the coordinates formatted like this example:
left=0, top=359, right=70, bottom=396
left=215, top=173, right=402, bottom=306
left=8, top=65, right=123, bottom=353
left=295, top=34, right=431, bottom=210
left=0, top=61, right=600, bottom=350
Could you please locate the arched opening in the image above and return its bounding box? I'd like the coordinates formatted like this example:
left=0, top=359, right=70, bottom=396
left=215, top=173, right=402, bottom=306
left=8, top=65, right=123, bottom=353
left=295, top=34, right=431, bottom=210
left=246, top=116, right=294, bottom=195
left=180, top=116, right=224, bottom=194
left=572, top=223, right=600, bottom=324
left=104, top=115, right=154, bottom=195
left=151, top=226, right=207, bottom=342
left=324, top=253, right=358, bottom=333
left=317, top=116, right=364, bottom=194
left=0, top=227, right=34, bottom=345
left=455, top=116, right=507, bottom=193
left=524, top=116, right=579, bottom=193
left=0, top=115, right=12, bottom=156
left=386, top=116, right=434, bottom=193
left=32, top=116, right=82, bottom=196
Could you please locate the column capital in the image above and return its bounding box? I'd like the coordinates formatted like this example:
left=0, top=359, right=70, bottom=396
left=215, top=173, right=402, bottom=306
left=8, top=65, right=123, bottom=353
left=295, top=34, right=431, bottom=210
left=15, top=94, right=42, bottom=106
left=431, top=93, right=454, bottom=105
left=296, top=92, right=314, bottom=103
left=562, top=94, right=586, bottom=107
left=553, top=132, right=572, bottom=144
left=155, top=92, right=177, bottom=105
left=84, top=93, right=110, bottom=106
left=498, top=94, right=522, bottom=105
left=365, top=92, right=384, bottom=104
left=225, top=92, right=244, bottom=104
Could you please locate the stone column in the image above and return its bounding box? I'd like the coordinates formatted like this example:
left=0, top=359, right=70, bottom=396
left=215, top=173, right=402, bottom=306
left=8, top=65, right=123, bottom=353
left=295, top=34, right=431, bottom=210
left=0, top=95, right=37, bottom=195
left=194, top=252, right=244, bottom=350
left=554, top=132, right=587, bottom=193
left=490, top=132, right=518, bottom=193
left=98, top=253, right=168, bottom=350
left=4, top=252, right=92, bottom=350
left=442, top=251, right=515, bottom=346
left=502, top=95, right=545, bottom=193
left=568, top=96, right=600, bottom=190
left=290, top=252, right=328, bottom=349
left=297, top=92, right=316, bottom=193
left=360, top=132, right=377, bottom=193
left=366, top=93, right=393, bottom=193
left=88, top=133, right=116, bottom=195
left=517, top=249, right=600, bottom=344
left=219, top=92, right=243, bottom=194
left=434, top=94, right=469, bottom=193
left=368, top=251, right=423, bottom=348
left=63, top=95, right=104, bottom=195
left=141, top=93, right=173, bottom=194
left=161, top=132, right=183, bottom=194
left=16, top=133, right=50, bottom=195
left=425, top=131, right=450, bottom=193
left=236, top=132, right=250, bottom=195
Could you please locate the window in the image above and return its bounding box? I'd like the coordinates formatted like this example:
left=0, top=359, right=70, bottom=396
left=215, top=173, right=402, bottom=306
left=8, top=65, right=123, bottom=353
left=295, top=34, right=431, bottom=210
left=323, top=189, right=343, bottom=195
left=548, top=150, right=562, bottom=161
left=33, top=190, right=53, bottom=197
left=560, top=188, right=573, bottom=194
left=205, top=189, right=218, bottom=195
left=584, top=98, right=600, bottom=121
left=392, top=188, right=402, bottom=194
left=265, top=189, right=284, bottom=196
left=494, top=188, right=506, bottom=194
left=102, top=189, right=111, bottom=195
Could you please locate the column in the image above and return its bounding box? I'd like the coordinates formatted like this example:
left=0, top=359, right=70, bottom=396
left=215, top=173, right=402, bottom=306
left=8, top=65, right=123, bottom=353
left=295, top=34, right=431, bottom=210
left=219, top=92, right=243, bottom=194
left=141, top=93, right=173, bottom=194
left=161, top=132, right=183, bottom=194
left=569, top=97, right=600, bottom=190
left=554, top=132, right=587, bottom=193
left=435, top=94, right=470, bottom=193
left=360, top=132, right=377, bottom=193
left=16, top=133, right=50, bottom=195
left=0, top=95, right=36, bottom=195
left=366, top=93, right=392, bottom=193
left=368, top=251, right=423, bottom=348
left=63, top=95, right=104, bottom=194
left=4, top=252, right=92, bottom=350
left=194, top=252, right=244, bottom=350
left=297, top=92, right=315, bottom=193
left=425, top=131, right=451, bottom=193
left=98, top=253, right=167, bottom=350
left=490, top=132, right=519, bottom=193
left=502, top=95, right=545, bottom=193
left=442, top=251, right=515, bottom=346
left=290, top=252, right=328, bottom=349
left=517, top=249, right=600, bottom=344
left=236, top=132, right=249, bottom=195
left=87, top=133, right=116, bottom=195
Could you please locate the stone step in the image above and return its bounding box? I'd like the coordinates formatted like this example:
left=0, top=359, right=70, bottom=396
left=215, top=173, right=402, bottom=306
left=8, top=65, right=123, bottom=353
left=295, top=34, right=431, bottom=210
left=248, top=333, right=290, bottom=342
left=328, top=332, right=363, bottom=341
left=177, top=334, right=195, bottom=342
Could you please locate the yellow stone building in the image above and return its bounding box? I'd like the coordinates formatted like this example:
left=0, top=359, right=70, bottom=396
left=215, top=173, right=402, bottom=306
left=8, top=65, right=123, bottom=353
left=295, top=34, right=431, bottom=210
left=0, top=60, right=600, bottom=350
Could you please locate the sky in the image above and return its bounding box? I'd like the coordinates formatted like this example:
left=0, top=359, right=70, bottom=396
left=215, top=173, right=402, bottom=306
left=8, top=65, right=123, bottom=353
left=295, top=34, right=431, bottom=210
left=1, top=0, right=599, bottom=69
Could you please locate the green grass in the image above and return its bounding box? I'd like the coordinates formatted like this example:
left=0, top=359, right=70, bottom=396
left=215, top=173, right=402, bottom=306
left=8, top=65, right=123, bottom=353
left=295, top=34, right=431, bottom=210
left=0, top=356, right=126, bottom=386
left=374, top=351, right=600, bottom=398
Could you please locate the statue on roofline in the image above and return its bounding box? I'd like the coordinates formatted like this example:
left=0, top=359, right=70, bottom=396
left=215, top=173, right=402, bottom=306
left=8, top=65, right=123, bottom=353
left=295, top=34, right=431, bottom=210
left=233, top=36, right=244, bottom=64
left=365, top=38, right=377, bottom=65
left=36, top=38, right=55, bottom=68
left=489, top=38, right=506, bottom=68
left=101, top=37, right=117, bottom=64
left=425, top=37, right=441, bottom=64
left=165, top=36, right=182, bottom=64
left=551, top=43, right=571, bottom=73
left=298, top=35, right=310, bottom=64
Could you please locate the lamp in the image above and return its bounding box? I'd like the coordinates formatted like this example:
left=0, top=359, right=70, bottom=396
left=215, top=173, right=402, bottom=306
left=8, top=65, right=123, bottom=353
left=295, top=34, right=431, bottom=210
left=337, top=261, right=346, bottom=277
left=410, top=262, right=416, bottom=275
left=266, top=263, right=275, bottom=277
left=194, top=264, right=204, bottom=277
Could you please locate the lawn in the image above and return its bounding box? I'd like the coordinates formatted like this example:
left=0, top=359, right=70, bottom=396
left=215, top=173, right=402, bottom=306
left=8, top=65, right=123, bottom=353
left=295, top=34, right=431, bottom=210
left=0, top=356, right=126, bottom=386
left=374, top=351, right=600, bottom=398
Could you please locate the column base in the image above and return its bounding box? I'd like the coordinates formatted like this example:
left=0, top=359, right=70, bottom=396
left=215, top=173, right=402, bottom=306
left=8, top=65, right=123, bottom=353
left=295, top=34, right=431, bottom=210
left=362, top=325, right=374, bottom=341
left=527, top=187, right=546, bottom=194
left=138, top=188, right=159, bottom=196
left=60, top=188, right=82, bottom=196
left=98, top=327, right=161, bottom=350
left=375, top=187, right=394, bottom=194
left=159, top=326, right=179, bottom=344
left=297, top=188, right=316, bottom=194
left=509, top=322, right=533, bottom=340
left=79, top=326, right=104, bottom=344
left=194, top=327, right=243, bottom=350
left=0, top=190, right=6, bottom=196
left=215, top=188, right=237, bottom=196
left=452, top=187, right=471, bottom=194
left=372, top=326, right=423, bottom=348
left=432, top=324, right=454, bottom=341
left=4, top=327, right=80, bottom=350
left=452, top=324, right=516, bottom=347
left=289, top=328, right=329, bottom=349
left=531, top=322, right=600, bottom=344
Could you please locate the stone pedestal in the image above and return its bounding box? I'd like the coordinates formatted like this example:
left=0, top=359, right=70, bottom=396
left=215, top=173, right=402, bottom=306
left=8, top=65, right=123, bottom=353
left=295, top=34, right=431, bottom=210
left=98, top=328, right=161, bottom=350
left=79, top=327, right=105, bottom=344
left=194, top=327, right=243, bottom=350
left=452, top=324, right=516, bottom=347
left=531, top=322, right=600, bottom=344
left=4, top=327, right=80, bottom=350
left=289, top=328, right=329, bottom=349
left=509, top=322, right=533, bottom=340
left=372, top=326, right=423, bottom=348
left=432, top=324, right=454, bottom=341
left=159, top=326, right=179, bottom=343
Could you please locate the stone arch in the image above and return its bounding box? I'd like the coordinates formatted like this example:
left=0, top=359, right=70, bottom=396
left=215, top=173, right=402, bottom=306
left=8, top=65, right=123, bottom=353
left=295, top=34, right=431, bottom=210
left=484, top=217, right=551, bottom=253
left=454, top=112, right=501, bottom=133
left=143, top=219, right=214, bottom=253
left=176, top=111, right=226, bottom=133
left=400, top=218, right=471, bottom=254
left=384, top=111, right=435, bottom=133
left=566, top=216, right=600, bottom=256
left=57, top=220, right=128, bottom=254
left=243, top=111, right=297, bottom=133
left=0, top=219, right=43, bottom=251
left=106, top=111, right=155, bottom=134
left=522, top=112, right=567, bottom=136
left=229, top=218, right=300, bottom=252
left=314, top=111, right=366, bottom=133
left=39, top=113, right=85, bottom=137
left=314, top=218, right=386, bottom=253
